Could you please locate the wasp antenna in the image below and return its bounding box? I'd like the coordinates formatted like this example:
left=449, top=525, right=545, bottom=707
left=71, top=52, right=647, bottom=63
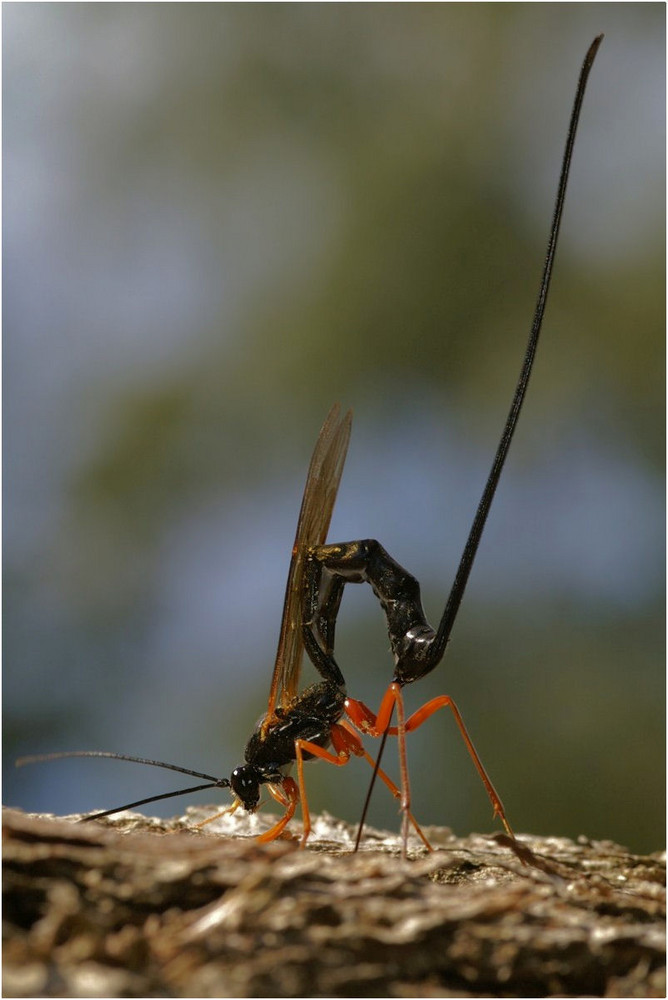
left=16, top=750, right=223, bottom=784
left=80, top=781, right=229, bottom=822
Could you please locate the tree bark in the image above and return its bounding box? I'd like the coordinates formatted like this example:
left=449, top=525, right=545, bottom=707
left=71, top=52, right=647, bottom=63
left=3, top=806, right=665, bottom=998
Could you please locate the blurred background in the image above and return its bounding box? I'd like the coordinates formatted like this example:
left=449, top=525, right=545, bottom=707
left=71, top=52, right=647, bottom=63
left=4, top=4, right=664, bottom=854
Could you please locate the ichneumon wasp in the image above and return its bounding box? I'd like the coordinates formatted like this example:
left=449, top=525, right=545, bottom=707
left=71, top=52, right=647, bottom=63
left=18, top=35, right=603, bottom=852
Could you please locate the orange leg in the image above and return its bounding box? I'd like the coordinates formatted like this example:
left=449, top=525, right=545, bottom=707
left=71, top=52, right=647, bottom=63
left=346, top=683, right=516, bottom=843
left=292, top=723, right=373, bottom=844
left=187, top=779, right=299, bottom=843
left=184, top=780, right=299, bottom=843
left=256, top=777, right=300, bottom=843
left=188, top=796, right=242, bottom=832
left=265, top=782, right=290, bottom=807
left=285, top=724, right=432, bottom=849
left=337, top=719, right=432, bottom=850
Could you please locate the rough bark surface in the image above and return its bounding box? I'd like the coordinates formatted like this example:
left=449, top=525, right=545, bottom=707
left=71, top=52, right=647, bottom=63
left=3, top=805, right=665, bottom=998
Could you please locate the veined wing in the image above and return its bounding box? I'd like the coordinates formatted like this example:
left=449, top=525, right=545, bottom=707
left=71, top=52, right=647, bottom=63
left=266, top=403, right=352, bottom=718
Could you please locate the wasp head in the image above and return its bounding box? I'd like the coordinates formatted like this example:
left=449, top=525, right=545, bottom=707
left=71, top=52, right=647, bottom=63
left=230, top=764, right=262, bottom=812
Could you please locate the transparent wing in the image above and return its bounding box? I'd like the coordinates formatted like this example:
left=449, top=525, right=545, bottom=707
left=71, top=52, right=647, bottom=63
left=266, top=403, right=352, bottom=717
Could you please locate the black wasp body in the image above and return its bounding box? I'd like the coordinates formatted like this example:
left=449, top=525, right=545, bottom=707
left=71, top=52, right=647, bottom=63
left=304, top=539, right=442, bottom=687
left=17, top=36, right=603, bottom=852
left=232, top=534, right=439, bottom=835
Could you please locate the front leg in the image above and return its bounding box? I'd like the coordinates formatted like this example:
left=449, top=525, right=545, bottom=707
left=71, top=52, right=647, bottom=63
left=304, top=540, right=442, bottom=686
